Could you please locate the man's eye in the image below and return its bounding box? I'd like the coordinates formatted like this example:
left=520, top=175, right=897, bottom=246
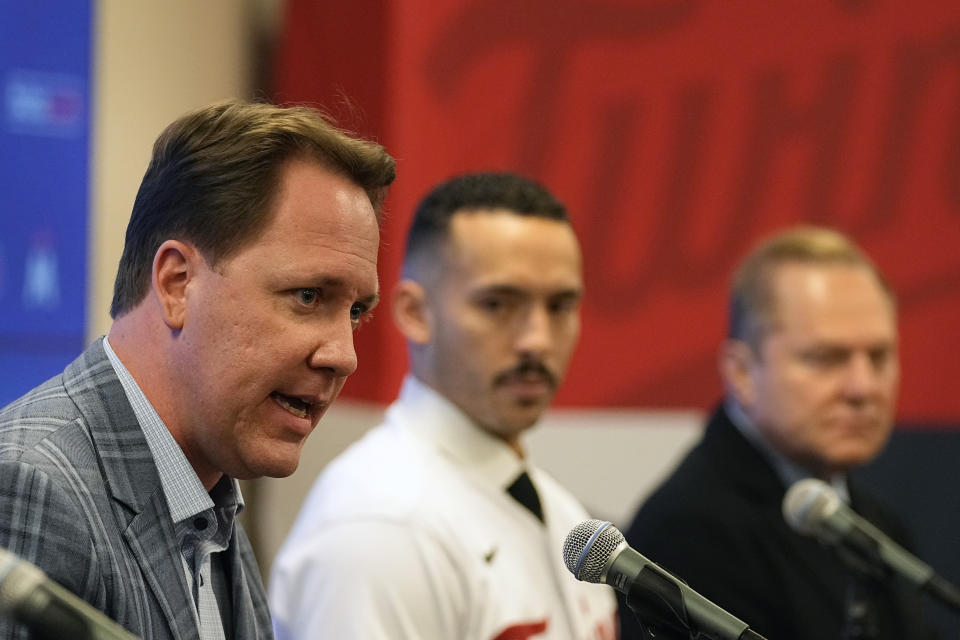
left=478, top=297, right=506, bottom=313
left=802, top=350, right=843, bottom=367
left=869, top=348, right=892, bottom=369
left=548, top=296, right=579, bottom=314
left=350, top=302, right=368, bottom=322
left=297, top=289, right=320, bottom=306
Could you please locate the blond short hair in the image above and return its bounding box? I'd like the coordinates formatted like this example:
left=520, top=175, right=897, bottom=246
left=729, top=226, right=894, bottom=347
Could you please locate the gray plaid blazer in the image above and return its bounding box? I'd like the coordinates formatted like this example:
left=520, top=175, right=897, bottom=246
left=0, top=339, right=273, bottom=639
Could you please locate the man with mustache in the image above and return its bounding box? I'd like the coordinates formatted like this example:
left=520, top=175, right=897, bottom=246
left=620, top=227, right=931, bottom=640
left=270, top=172, right=618, bottom=640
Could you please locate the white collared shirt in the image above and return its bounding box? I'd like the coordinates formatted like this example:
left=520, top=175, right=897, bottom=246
left=270, top=376, right=617, bottom=640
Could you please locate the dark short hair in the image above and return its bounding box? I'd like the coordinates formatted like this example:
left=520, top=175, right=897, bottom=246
left=402, top=172, right=568, bottom=273
left=110, top=100, right=396, bottom=318
left=729, top=226, right=895, bottom=348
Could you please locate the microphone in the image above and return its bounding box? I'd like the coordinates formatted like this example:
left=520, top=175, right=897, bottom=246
left=783, top=477, right=960, bottom=612
left=563, top=519, right=768, bottom=640
left=0, top=548, right=140, bottom=640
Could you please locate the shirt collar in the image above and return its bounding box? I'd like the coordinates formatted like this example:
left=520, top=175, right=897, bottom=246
left=388, top=375, right=529, bottom=491
left=725, top=398, right=850, bottom=503
left=102, top=336, right=245, bottom=522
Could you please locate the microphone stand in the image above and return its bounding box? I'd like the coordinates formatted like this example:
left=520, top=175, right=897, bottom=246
left=923, top=575, right=960, bottom=614
left=624, top=565, right=692, bottom=640
left=624, top=566, right=767, bottom=640
left=835, top=511, right=960, bottom=615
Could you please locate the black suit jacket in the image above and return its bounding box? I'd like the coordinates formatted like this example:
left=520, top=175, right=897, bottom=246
left=619, top=404, right=930, bottom=640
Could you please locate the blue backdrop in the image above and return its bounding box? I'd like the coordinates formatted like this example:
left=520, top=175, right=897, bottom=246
left=0, top=1, right=91, bottom=406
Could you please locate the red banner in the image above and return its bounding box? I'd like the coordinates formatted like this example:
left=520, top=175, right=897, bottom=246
left=276, top=0, right=960, bottom=423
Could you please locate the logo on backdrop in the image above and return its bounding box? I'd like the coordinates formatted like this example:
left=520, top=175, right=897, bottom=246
left=416, top=0, right=960, bottom=417
left=22, top=230, right=60, bottom=311
left=4, top=70, right=84, bottom=138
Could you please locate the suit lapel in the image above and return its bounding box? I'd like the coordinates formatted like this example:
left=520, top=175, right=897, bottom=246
left=124, top=491, right=200, bottom=639
left=226, top=523, right=271, bottom=640
left=705, top=408, right=851, bottom=605
left=63, top=339, right=199, bottom=640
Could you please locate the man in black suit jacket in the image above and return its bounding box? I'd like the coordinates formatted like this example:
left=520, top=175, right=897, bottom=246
left=620, top=227, right=931, bottom=640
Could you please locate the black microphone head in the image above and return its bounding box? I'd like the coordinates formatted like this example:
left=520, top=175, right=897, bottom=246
left=562, top=519, right=625, bottom=583
left=782, top=477, right=841, bottom=536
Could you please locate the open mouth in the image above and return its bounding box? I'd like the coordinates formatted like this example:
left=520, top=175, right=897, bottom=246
left=271, top=392, right=312, bottom=419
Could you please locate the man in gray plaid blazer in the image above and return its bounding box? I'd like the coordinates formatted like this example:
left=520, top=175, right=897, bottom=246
left=0, top=101, right=396, bottom=639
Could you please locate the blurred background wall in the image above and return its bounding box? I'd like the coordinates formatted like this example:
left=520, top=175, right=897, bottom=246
left=2, top=1, right=960, bottom=635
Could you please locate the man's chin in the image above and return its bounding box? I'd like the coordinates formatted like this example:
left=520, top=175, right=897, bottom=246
left=235, top=462, right=298, bottom=481
left=824, top=444, right=887, bottom=473
left=235, top=445, right=303, bottom=480
left=498, top=407, right=546, bottom=433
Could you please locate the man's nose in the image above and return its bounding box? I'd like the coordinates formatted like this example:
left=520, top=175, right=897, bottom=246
left=307, top=317, right=358, bottom=377
left=515, top=305, right=552, bottom=356
left=842, top=352, right=883, bottom=400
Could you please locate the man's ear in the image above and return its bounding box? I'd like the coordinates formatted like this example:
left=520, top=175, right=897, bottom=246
left=719, top=338, right=759, bottom=410
left=152, top=240, right=200, bottom=331
left=392, top=279, right=432, bottom=345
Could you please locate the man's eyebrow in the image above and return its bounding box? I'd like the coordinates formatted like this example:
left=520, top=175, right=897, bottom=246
left=321, top=277, right=380, bottom=309
left=474, top=285, right=526, bottom=296
left=278, top=274, right=380, bottom=305
left=472, top=284, right=583, bottom=299
left=359, top=291, right=381, bottom=310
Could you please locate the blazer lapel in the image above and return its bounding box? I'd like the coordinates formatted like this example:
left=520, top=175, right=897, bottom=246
left=124, top=491, right=199, bottom=640
left=226, top=524, right=272, bottom=640
left=64, top=340, right=199, bottom=640
left=706, top=408, right=852, bottom=608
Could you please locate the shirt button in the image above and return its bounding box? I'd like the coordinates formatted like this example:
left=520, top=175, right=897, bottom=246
left=194, top=517, right=208, bottom=531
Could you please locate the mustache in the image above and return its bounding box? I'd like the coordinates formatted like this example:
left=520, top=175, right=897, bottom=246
left=494, top=360, right=558, bottom=389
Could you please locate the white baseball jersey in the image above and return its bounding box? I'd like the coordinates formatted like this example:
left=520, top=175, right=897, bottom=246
left=270, top=376, right=618, bottom=640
